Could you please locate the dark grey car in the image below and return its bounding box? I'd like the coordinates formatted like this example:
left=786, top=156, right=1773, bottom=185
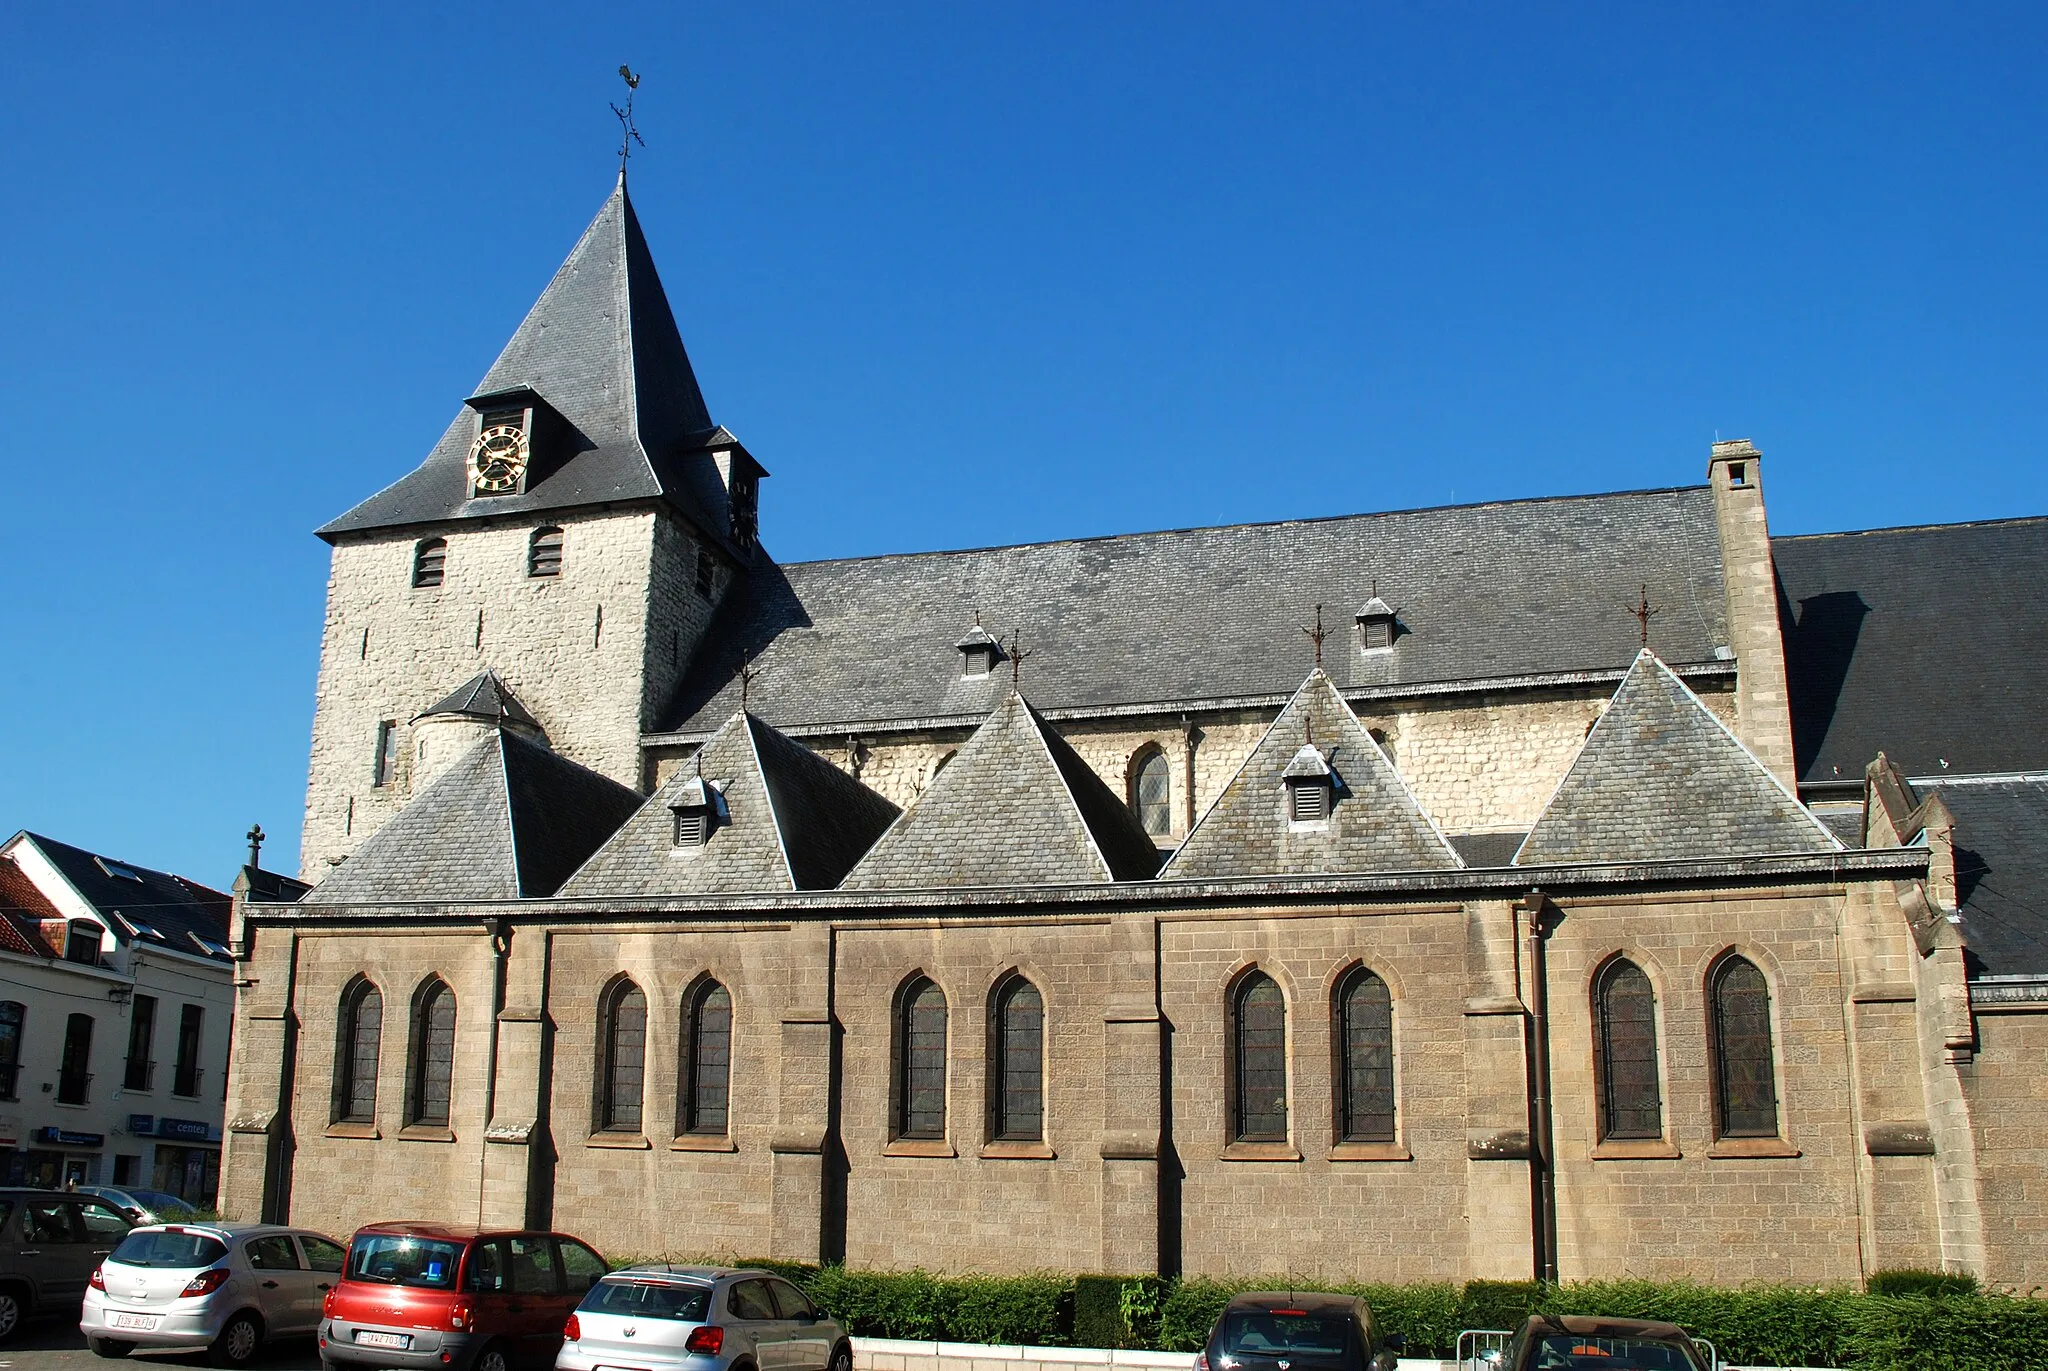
left=0, top=1188, right=136, bottom=1341
left=556, top=1266, right=850, bottom=1371
left=1196, top=1291, right=1402, bottom=1371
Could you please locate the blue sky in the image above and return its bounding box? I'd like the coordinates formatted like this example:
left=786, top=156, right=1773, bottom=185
left=2, top=3, right=2043, bottom=883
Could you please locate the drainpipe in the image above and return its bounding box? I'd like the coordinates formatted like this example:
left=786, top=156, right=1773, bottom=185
left=478, top=918, right=511, bottom=1225
left=1521, top=891, right=1559, bottom=1285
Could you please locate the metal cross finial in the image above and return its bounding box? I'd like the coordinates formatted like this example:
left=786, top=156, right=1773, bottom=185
left=1628, top=584, right=1660, bottom=649
left=737, top=652, right=758, bottom=712
left=1300, top=603, right=1328, bottom=667
left=245, top=823, right=265, bottom=868
left=1007, top=633, right=1034, bottom=688
left=611, top=66, right=645, bottom=177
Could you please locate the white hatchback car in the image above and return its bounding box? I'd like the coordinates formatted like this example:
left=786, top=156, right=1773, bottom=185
left=80, top=1221, right=346, bottom=1365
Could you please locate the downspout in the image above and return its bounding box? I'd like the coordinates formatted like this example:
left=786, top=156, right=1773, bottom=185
left=478, top=917, right=511, bottom=1226
left=1521, top=892, right=1559, bottom=1284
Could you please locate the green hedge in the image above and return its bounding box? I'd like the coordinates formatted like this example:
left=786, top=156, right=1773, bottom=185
left=598, top=1259, right=2048, bottom=1368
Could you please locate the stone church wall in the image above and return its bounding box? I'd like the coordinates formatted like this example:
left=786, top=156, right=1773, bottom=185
left=1960, top=1009, right=2048, bottom=1285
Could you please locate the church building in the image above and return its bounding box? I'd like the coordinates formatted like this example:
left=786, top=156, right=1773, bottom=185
left=221, top=175, right=2048, bottom=1288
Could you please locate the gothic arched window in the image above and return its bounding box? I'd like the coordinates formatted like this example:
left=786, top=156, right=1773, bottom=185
left=989, top=976, right=1044, bottom=1141
left=1132, top=748, right=1172, bottom=837
left=405, top=978, right=456, bottom=1127
left=598, top=979, right=647, bottom=1133
left=1711, top=956, right=1779, bottom=1138
left=1594, top=959, right=1661, bottom=1141
left=679, top=979, right=732, bottom=1136
left=1334, top=967, right=1394, bottom=1143
left=1231, top=971, right=1288, bottom=1142
left=412, top=538, right=447, bottom=589
left=333, top=979, right=382, bottom=1124
left=895, top=977, right=948, bottom=1140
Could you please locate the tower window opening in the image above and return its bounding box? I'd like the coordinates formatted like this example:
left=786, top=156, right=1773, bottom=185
left=529, top=527, right=564, bottom=578
left=412, top=538, right=447, bottom=589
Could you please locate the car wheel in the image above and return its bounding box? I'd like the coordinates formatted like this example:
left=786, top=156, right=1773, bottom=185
left=89, top=1337, right=136, bottom=1358
left=210, top=1311, right=264, bottom=1367
left=831, top=1344, right=854, bottom=1371
left=472, top=1341, right=513, bottom=1371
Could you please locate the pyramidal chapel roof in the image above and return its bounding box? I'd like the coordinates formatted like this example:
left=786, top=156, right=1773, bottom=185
left=841, top=691, right=1163, bottom=891
left=1515, top=650, right=1841, bottom=866
left=562, top=711, right=900, bottom=897
left=320, top=178, right=740, bottom=548
left=311, top=729, right=644, bottom=901
left=1164, top=669, right=1461, bottom=880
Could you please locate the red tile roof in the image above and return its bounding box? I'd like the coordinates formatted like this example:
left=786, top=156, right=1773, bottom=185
left=0, top=858, right=58, bottom=959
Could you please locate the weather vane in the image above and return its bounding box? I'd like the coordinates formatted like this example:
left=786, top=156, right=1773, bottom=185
left=1007, top=633, right=1034, bottom=687
left=1300, top=603, right=1327, bottom=667
left=611, top=66, right=645, bottom=177
left=1628, top=584, right=1659, bottom=649
left=737, top=651, right=758, bottom=711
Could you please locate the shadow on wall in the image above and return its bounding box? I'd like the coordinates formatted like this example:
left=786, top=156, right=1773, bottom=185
left=1777, top=584, right=1869, bottom=780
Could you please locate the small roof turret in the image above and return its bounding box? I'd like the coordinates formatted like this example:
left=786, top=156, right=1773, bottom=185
left=1282, top=743, right=1334, bottom=779
left=414, top=669, right=541, bottom=731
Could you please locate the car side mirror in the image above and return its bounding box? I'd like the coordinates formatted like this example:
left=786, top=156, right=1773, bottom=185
left=1369, top=1354, right=1397, bottom=1371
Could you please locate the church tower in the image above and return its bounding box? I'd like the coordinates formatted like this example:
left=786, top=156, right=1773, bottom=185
left=299, top=177, right=764, bottom=879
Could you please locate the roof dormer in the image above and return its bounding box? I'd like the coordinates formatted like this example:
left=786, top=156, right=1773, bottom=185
left=1356, top=595, right=1399, bottom=653
left=463, top=387, right=569, bottom=499
left=1283, top=743, right=1336, bottom=824
left=956, top=623, right=1003, bottom=679
left=668, top=775, right=725, bottom=849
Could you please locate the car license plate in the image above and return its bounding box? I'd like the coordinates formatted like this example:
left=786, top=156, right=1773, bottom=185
left=111, top=1313, right=159, bottom=1331
left=355, top=1331, right=413, bottom=1349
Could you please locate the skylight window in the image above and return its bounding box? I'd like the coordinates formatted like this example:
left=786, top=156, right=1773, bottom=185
left=95, top=857, right=145, bottom=882
left=188, top=933, right=232, bottom=958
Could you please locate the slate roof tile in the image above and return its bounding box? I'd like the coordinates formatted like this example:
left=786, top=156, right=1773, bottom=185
left=416, top=669, right=542, bottom=730
left=841, top=692, right=1162, bottom=890
left=1932, top=779, right=2048, bottom=978
left=660, top=487, right=1731, bottom=736
left=1515, top=651, right=1841, bottom=865
left=1163, top=670, right=1461, bottom=879
left=18, top=833, right=232, bottom=960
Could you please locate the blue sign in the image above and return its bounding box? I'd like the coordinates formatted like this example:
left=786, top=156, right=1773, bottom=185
left=128, top=1114, right=155, bottom=1134
left=156, top=1118, right=212, bottom=1141
left=35, top=1126, right=106, bottom=1148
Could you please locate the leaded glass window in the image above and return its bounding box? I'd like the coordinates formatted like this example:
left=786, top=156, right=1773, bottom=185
left=1233, top=972, right=1288, bottom=1142
left=992, top=977, right=1044, bottom=1141
left=1133, top=750, right=1172, bottom=837
left=682, top=980, right=732, bottom=1135
left=1336, top=967, right=1394, bottom=1142
left=897, top=977, right=947, bottom=1140
left=335, top=980, right=382, bottom=1123
left=408, top=980, right=456, bottom=1127
left=1595, top=959, right=1661, bottom=1141
left=1712, top=957, right=1779, bottom=1138
left=600, top=980, right=647, bottom=1132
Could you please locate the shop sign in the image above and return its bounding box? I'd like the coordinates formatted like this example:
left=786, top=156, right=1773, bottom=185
left=129, top=1114, right=155, bottom=1134
left=34, top=1126, right=106, bottom=1148
left=156, top=1117, right=212, bottom=1141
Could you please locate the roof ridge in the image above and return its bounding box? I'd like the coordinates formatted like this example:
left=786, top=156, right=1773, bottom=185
left=1014, top=692, right=1114, bottom=883
left=742, top=713, right=801, bottom=890
left=1775, top=513, right=2048, bottom=542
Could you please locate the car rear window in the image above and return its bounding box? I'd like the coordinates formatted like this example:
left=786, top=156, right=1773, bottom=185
left=1529, top=1335, right=1701, bottom=1370
left=1218, top=1310, right=1351, bottom=1360
left=346, top=1234, right=467, bottom=1289
left=111, top=1229, right=229, bottom=1269
left=581, top=1278, right=714, bottom=1322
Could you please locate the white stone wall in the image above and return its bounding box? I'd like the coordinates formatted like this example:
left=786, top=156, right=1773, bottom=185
left=299, top=508, right=730, bottom=879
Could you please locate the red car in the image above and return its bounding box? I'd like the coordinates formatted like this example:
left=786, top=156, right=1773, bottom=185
left=319, top=1222, right=608, bottom=1371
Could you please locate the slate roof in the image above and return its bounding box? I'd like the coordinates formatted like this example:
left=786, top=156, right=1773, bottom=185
left=1515, top=651, right=1841, bottom=865
left=415, top=669, right=543, bottom=730
left=308, top=730, right=644, bottom=902
left=1931, top=780, right=2048, bottom=978
left=319, top=179, right=744, bottom=553
left=658, top=487, right=1731, bottom=736
left=1774, top=517, right=2048, bottom=785
left=841, top=691, right=1162, bottom=890
left=17, top=833, right=233, bottom=961
left=1164, top=670, right=1461, bottom=879
left=561, top=712, right=900, bottom=896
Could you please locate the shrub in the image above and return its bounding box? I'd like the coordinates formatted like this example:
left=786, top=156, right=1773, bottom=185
left=1074, top=1276, right=1128, bottom=1349
left=1542, top=1280, right=1858, bottom=1369
left=1844, top=1292, right=2048, bottom=1370
left=1460, top=1281, right=1543, bottom=1337
left=1866, top=1269, right=1982, bottom=1300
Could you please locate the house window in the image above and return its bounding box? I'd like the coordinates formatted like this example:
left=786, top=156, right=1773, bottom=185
left=372, top=721, right=398, bottom=788
left=1335, top=967, right=1395, bottom=1143
left=598, top=979, right=648, bottom=1133
left=58, top=1012, right=93, bottom=1105
left=0, top=1001, right=23, bottom=1102
left=695, top=549, right=715, bottom=598
left=1231, top=972, right=1287, bottom=1142
left=680, top=979, right=732, bottom=1135
left=64, top=921, right=101, bottom=966
left=529, top=527, right=564, bottom=578
left=990, top=976, right=1044, bottom=1142
left=406, top=979, right=457, bottom=1128
left=895, top=976, right=947, bottom=1140
left=1132, top=749, right=1172, bottom=837
left=172, top=1004, right=204, bottom=1097
left=1711, top=956, right=1779, bottom=1138
left=412, top=538, right=447, bottom=588
left=124, top=995, right=157, bottom=1092
left=334, top=979, right=382, bottom=1124
left=1595, top=959, right=1662, bottom=1141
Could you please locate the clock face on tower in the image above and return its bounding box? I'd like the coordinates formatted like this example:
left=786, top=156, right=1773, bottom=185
left=470, top=424, right=529, bottom=494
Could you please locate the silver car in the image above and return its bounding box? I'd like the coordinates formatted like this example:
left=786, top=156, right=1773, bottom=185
left=78, top=1186, right=206, bottom=1226
left=557, top=1266, right=851, bottom=1371
left=80, top=1221, right=346, bottom=1365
